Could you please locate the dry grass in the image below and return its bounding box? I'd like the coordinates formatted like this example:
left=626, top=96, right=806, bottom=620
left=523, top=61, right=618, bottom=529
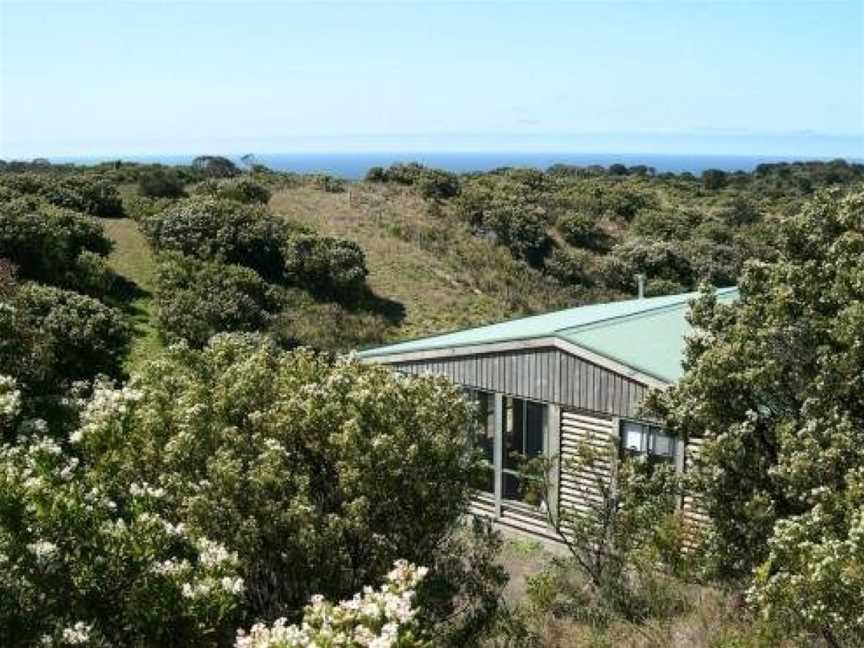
left=269, top=183, right=574, bottom=342
left=493, top=539, right=801, bottom=648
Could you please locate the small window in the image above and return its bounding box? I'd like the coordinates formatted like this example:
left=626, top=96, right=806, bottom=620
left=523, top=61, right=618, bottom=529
left=621, top=419, right=676, bottom=465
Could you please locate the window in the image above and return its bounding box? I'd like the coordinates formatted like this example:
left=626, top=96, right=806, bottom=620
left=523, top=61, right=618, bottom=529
left=466, top=390, right=495, bottom=493
left=503, top=397, right=548, bottom=507
left=621, top=419, right=677, bottom=466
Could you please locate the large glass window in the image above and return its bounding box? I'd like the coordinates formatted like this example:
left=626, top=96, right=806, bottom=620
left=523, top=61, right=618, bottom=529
left=466, top=390, right=495, bottom=493
left=503, top=397, right=548, bottom=507
left=621, top=420, right=676, bottom=466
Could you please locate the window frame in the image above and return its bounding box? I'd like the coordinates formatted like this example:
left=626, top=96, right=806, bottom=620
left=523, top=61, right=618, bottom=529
left=501, top=396, right=549, bottom=508
left=619, top=418, right=678, bottom=465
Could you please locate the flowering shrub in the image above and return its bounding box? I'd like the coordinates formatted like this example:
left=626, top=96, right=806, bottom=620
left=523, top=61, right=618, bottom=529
left=70, top=335, right=475, bottom=622
left=235, top=561, right=428, bottom=648
left=648, top=188, right=864, bottom=644
left=0, top=433, right=245, bottom=646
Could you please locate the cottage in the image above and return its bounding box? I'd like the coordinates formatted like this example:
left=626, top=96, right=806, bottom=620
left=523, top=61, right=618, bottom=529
left=358, top=288, right=738, bottom=542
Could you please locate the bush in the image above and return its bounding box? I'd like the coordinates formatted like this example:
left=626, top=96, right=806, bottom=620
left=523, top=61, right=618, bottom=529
left=138, top=166, right=186, bottom=198
left=557, top=212, right=606, bottom=250
left=601, top=238, right=693, bottom=293
left=647, top=189, right=864, bottom=644
left=0, top=283, right=129, bottom=406
left=40, top=175, right=124, bottom=217
left=281, top=234, right=368, bottom=297
left=544, top=248, right=595, bottom=287
left=702, top=168, right=728, bottom=191
left=154, top=252, right=282, bottom=347
left=483, top=206, right=550, bottom=266
left=417, top=169, right=460, bottom=201
left=192, top=177, right=271, bottom=204
left=142, top=197, right=288, bottom=280
left=0, top=432, right=245, bottom=647
left=71, top=336, right=476, bottom=621
left=192, top=155, right=240, bottom=178
left=0, top=199, right=113, bottom=294
left=364, top=166, right=387, bottom=182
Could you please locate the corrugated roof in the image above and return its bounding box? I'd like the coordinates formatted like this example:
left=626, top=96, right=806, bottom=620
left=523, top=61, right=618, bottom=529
left=359, top=287, right=738, bottom=383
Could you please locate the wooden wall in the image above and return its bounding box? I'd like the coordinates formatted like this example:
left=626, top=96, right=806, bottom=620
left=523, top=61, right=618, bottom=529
left=390, top=347, right=649, bottom=419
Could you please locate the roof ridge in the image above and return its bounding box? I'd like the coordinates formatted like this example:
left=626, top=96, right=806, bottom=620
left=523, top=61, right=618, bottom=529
left=553, top=286, right=737, bottom=336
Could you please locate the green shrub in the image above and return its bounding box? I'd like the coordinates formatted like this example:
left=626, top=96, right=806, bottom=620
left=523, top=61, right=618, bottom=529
left=417, top=169, right=460, bottom=201
left=601, top=238, right=693, bottom=292
left=138, top=166, right=186, bottom=198
left=154, top=252, right=281, bottom=347
left=191, top=155, right=239, bottom=178
left=142, top=197, right=288, bottom=280
left=0, top=283, right=129, bottom=406
left=0, top=431, right=245, bottom=647
left=647, top=189, right=864, bottom=644
left=557, top=212, right=606, bottom=249
left=192, top=177, right=271, bottom=204
left=544, top=247, right=595, bottom=287
left=281, top=234, right=368, bottom=297
left=71, top=335, right=476, bottom=620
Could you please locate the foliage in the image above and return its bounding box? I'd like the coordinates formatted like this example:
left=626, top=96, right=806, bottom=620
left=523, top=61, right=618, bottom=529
left=601, top=238, right=693, bottom=292
left=0, top=173, right=124, bottom=217
left=702, top=169, right=728, bottom=191
left=281, top=233, right=368, bottom=298
left=192, top=155, right=240, bottom=178
left=557, top=212, right=606, bottom=250
left=0, top=431, right=245, bottom=647
left=141, top=197, right=288, bottom=280
left=154, top=252, right=282, bottom=347
left=193, top=177, right=271, bottom=204
left=235, top=560, right=428, bottom=648
left=71, top=335, right=476, bottom=621
left=531, top=441, right=684, bottom=622
left=0, top=283, right=129, bottom=412
left=138, top=166, right=186, bottom=198
left=544, top=247, right=595, bottom=287
left=0, top=198, right=114, bottom=295
left=647, top=188, right=864, bottom=644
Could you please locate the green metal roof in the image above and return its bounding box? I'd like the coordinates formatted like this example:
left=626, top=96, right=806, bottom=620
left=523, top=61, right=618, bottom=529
left=359, top=287, right=739, bottom=383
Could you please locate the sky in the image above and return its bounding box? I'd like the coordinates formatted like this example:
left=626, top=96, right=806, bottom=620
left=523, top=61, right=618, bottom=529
left=1, top=0, right=862, bottom=159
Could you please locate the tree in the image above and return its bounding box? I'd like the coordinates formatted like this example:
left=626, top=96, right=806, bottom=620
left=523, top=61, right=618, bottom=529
left=647, top=188, right=864, bottom=645
left=702, top=169, right=728, bottom=191
left=192, top=156, right=240, bottom=178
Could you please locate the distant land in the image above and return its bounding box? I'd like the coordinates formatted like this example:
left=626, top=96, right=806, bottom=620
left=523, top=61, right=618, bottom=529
left=42, top=152, right=864, bottom=180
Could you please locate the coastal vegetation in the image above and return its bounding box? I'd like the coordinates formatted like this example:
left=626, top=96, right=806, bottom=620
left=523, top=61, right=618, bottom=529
left=0, top=156, right=862, bottom=646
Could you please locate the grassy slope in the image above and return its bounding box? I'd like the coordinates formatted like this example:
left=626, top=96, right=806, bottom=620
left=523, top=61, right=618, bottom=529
left=270, top=183, right=573, bottom=341
left=101, top=218, right=163, bottom=372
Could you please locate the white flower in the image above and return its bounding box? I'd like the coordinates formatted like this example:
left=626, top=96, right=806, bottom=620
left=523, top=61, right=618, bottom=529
left=61, top=621, right=92, bottom=645
left=27, top=540, right=58, bottom=561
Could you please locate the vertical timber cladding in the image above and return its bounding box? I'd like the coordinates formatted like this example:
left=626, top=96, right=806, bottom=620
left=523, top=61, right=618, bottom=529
left=391, top=347, right=649, bottom=419
left=558, top=409, right=615, bottom=521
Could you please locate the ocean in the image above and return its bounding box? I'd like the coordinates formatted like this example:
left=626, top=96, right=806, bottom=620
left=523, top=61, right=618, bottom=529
left=49, top=152, right=854, bottom=180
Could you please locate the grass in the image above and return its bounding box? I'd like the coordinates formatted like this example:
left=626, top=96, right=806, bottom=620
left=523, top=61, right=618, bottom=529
left=494, top=539, right=799, bottom=648
left=101, top=217, right=163, bottom=373
left=269, top=183, right=575, bottom=342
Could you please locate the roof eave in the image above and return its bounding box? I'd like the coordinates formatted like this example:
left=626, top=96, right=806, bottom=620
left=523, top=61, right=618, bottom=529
left=359, top=335, right=672, bottom=390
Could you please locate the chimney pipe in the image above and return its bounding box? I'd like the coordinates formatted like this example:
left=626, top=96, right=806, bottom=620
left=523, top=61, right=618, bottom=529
left=636, top=274, right=646, bottom=299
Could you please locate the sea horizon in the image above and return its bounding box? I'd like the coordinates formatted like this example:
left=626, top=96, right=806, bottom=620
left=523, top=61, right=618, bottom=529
left=30, top=150, right=864, bottom=180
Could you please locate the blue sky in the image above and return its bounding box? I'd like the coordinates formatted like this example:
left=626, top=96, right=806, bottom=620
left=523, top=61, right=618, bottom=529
left=1, top=0, right=862, bottom=158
